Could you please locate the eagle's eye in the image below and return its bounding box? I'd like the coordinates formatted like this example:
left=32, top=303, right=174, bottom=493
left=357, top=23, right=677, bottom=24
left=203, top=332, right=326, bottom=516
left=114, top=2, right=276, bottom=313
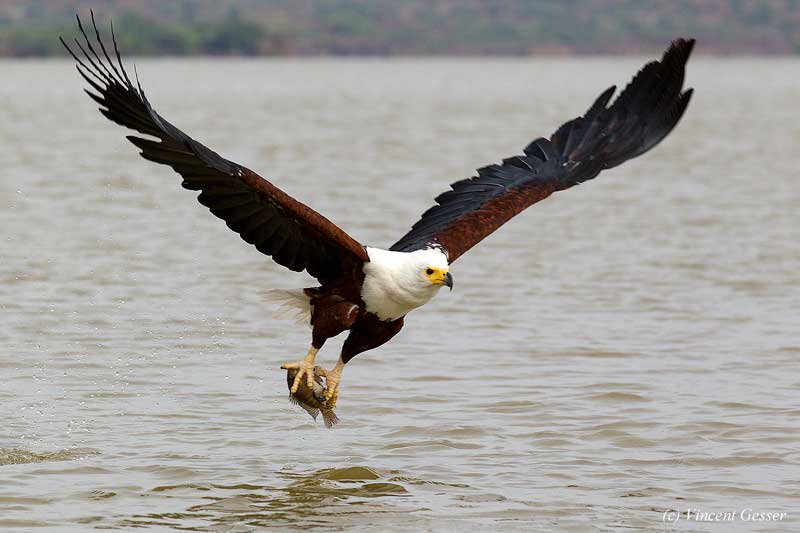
left=426, top=268, right=435, bottom=275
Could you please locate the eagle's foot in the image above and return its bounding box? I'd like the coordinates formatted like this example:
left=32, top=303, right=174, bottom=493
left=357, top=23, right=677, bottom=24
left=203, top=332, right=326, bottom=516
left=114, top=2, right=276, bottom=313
left=315, top=362, right=343, bottom=409
left=280, top=348, right=318, bottom=394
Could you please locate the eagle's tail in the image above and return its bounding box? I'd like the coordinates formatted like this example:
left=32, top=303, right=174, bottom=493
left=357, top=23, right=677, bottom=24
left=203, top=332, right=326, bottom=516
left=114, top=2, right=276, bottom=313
left=531, top=38, right=694, bottom=192
left=264, top=289, right=312, bottom=326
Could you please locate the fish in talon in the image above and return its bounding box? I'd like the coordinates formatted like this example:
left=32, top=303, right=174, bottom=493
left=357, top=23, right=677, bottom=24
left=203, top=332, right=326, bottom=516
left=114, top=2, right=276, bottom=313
left=286, top=367, right=339, bottom=428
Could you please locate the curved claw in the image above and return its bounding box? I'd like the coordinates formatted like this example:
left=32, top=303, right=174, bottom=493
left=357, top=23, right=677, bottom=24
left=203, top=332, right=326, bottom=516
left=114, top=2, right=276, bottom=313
left=327, top=386, right=340, bottom=409
left=315, top=366, right=342, bottom=407
left=281, top=360, right=315, bottom=394
left=325, top=376, right=340, bottom=402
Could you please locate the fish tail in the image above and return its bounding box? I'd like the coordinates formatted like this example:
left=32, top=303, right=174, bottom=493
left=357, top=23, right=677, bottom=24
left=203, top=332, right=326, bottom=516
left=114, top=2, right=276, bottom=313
left=321, top=409, right=340, bottom=428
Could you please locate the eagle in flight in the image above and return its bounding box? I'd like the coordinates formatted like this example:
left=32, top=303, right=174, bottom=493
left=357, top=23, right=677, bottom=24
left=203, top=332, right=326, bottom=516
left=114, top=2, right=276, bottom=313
left=64, top=14, right=693, bottom=421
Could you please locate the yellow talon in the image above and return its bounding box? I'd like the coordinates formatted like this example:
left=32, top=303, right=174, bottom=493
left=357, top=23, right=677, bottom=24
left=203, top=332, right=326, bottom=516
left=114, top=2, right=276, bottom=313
left=315, top=358, right=344, bottom=407
left=281, top=347, right=319, bottom=394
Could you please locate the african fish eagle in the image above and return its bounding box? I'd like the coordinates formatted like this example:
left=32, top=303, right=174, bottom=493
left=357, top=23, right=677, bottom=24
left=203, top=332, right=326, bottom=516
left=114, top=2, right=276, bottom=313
left=63, top=13, right=694, bottom=416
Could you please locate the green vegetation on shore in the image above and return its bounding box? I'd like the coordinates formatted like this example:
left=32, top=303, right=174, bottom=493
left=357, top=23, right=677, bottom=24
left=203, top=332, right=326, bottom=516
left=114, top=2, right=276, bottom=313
left=1, top=0, right=798, bottom=56
left=0, top=12, right=272, bottom=56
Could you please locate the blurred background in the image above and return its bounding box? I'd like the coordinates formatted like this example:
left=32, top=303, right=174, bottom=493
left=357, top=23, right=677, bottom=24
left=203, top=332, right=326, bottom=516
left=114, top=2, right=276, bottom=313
left=1, top=0, right=799, bottom=56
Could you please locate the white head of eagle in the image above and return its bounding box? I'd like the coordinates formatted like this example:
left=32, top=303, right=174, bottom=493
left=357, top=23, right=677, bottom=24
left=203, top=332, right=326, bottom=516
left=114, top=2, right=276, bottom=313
left=361, top=247, right=452, bottom=321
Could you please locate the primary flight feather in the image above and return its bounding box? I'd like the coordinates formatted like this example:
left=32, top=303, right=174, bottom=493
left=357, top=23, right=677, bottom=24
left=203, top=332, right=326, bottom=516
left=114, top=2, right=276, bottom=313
left=63, top=13, right=693, bottom=426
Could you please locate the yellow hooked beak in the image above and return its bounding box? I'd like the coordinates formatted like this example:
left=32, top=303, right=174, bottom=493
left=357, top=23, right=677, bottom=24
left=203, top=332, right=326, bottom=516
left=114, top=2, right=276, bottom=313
left=427, top=268, right=454, bottom=291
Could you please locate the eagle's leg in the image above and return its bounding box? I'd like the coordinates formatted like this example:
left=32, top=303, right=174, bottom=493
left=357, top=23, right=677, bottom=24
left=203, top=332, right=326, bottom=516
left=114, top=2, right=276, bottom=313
left=315, top=356, right=345, bottom=407
left=280, top=346, right=319, bottom=394
left=315, top=316, right=405, bottom=409
left=281, top=298, right=359, bottom=400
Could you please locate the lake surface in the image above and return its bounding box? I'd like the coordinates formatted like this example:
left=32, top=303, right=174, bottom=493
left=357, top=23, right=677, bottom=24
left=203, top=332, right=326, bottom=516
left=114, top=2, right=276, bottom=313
left=1, top=56, right=798, bottom=531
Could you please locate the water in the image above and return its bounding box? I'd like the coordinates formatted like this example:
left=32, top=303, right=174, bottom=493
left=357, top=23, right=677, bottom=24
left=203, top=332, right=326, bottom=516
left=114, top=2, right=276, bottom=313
left=1, top=56, right=798, bottom=531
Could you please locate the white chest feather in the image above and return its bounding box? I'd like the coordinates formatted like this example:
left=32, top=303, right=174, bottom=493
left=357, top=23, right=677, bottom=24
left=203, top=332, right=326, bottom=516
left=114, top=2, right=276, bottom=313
left=361, top=247, right=448, bottom=321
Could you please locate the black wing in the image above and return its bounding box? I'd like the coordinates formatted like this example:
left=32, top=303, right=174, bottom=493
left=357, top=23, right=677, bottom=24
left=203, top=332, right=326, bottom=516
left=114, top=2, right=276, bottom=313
left=63, top=13, right=369, bottom=284
left=390, top=39, right=694, bottom=262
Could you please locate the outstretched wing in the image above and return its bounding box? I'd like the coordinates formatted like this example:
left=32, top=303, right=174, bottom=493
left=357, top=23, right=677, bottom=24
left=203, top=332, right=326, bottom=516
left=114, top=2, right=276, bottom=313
left=391, top=39, right=694, bottom=262
left=63, top=13, right=369, bottom=284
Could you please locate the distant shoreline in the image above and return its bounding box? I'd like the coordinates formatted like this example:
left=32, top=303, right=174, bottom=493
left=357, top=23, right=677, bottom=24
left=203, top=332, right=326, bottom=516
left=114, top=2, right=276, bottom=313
left=2, top=1, right=798, bottom=58
left=3, top=51, right=800, bottom=60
